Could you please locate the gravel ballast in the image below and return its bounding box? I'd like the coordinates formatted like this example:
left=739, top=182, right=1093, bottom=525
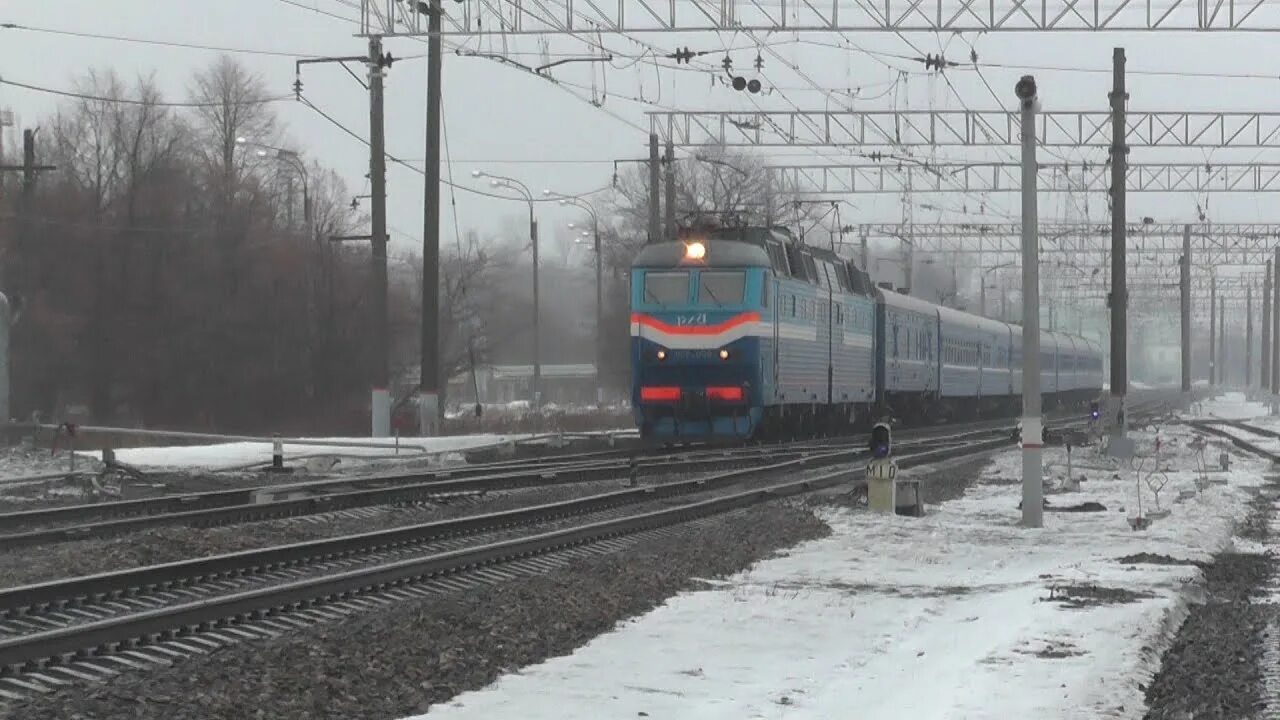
left=0, top=479, right=643, bottom=587
left=1142, top=493, right=1276, bottom=720
left=0, top=453, right=865, bottom=588
left=7, top=501, right=829, bottom=720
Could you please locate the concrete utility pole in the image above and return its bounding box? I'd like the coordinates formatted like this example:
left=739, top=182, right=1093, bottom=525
left=1108, top=47, right=1129, bottom=442
left=1273, top=249, right=1280, bottom=410
left=592, top=222, right=603, bottom=403
left=1220, top=302, right=1227, bottom=386
left=664, top=140, right=676, bottom=242
left=860, top=226, right=870, bottom=272
left=1016, top=75, right=1042, bottom=529
left=763, top=170, right=774, bottom=227
left=368, top=36, right=391, bottom=438
left=420, top=0, right=444, bottom=437
left=531, top=214, right=541, bottom=407
left=648, top=134, right=661, bottom=243
left=0, top=110, right=10, bottom=197
left=1210, top=278, right=1217, bottom=386
left=1264, top=261, right=1272, bottom=392
left=1180, top=225, right=1191, bottom=394
left=1248, top=284, right=1254, bottom=389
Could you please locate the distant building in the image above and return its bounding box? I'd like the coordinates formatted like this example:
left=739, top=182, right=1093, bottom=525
left=447, top=363, right=599, bottom=406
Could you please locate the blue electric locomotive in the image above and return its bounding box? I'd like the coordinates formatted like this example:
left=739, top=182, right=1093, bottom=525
left=630, top=227, right=876, bottom=439
left=630, top=226, right=1104, bottom=441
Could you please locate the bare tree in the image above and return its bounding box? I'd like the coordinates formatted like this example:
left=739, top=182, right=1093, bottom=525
left=602, top=146, right=817, bottom=269
left=188, top=56, right=277, bottom=202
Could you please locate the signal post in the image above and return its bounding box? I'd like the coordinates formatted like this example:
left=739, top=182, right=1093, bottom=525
left=866, top=423, right=896, bottom=513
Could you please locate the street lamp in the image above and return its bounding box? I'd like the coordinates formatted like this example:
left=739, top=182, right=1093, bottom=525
left=546, top=188, right=605, bottom=406
left=476, top=170, right=542, bottom=408
left=236, top=137, right=312, bottom=240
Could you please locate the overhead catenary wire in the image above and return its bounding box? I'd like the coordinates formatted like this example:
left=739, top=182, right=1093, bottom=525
left=280, top=0, right=670, bottom=141
left=441, top=97, right=465, bottom=254
left=0, top=20, right=338, bottom=59
left=298, top=94, right=610, bottom=201
left=0, top=76, right=292, bottom=107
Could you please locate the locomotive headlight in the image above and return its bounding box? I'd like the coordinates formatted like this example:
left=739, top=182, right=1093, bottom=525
left=656, top=349, right=667, bottom=361
left=684, top=241, right=706, bottom=260
left=718, top=349, right=730, bottom=360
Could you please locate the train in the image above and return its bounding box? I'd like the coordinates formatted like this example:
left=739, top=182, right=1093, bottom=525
left=629, top=225, right=1105, bottom=441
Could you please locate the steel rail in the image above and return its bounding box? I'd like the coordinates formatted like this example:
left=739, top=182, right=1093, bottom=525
left=0, top=435, right=1014, bottom=673
left=1188, top=420, right=1280, bottom=462
left=0, top=440, right=832, bottom=530
left=2, top=398, right=1170, bottom=548
left=0, top=422, right=1032, bottom=548
left=0, top=428, right=1018, bottom=617
left=0, top=450, right=827, bottom=550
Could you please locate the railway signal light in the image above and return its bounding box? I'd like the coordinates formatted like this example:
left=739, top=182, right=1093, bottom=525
left=1089, top=401, right=1100, bottom=420
left=870, top=422, right=892, bottom=458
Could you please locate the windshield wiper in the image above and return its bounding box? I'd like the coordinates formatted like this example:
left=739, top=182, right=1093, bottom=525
left=701, top=282, right=724, bottom=308
left=645, top=285, right=667, bottom=308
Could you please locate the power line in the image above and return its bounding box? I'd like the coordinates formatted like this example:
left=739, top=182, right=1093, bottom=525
left=1, top=21, right=328, bottom=58
left=298, top=93, right=611, bottom=201
left=280, top=0, right=660, bottom=140
left=441, top=96, right=464, bottom=254
left=0, top=76, right=292, bottom=107
left=275, top=0, right=362, bottom=24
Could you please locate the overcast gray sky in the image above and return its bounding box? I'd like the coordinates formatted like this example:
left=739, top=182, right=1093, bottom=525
left=5, top=0, right=1280, bottom=270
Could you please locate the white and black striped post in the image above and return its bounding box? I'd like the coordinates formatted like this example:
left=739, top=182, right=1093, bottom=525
left=272, top=435, right=284, bottom=472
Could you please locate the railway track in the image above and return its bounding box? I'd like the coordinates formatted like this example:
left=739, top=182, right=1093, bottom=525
left=0, top=429, right=1022, bottom=697
left=0, top=394, right=1190, bottom=702
left=0, top=422, right=1022, bottom=549
left=1188, top=418, right=1280, bottom=462
left=0, top=427, right=1002, bottom=626
left=0, top=404, right=1131, bottom=550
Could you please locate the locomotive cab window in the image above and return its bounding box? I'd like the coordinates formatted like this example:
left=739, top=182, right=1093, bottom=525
left=643, top=271, right=690, bottom=305
left=698, top=271, right=746, bottom=305
left=765, top=240, right=791, bottom=276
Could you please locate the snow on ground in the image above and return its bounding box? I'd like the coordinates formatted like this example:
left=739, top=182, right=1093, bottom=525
left=88, top=434, right=535, bottom=471
left=0, top=445, right=98, bottom=483
left=412, top=397, right=1269, bottom=720
left=1195, top=390, right=1270, bottom=422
